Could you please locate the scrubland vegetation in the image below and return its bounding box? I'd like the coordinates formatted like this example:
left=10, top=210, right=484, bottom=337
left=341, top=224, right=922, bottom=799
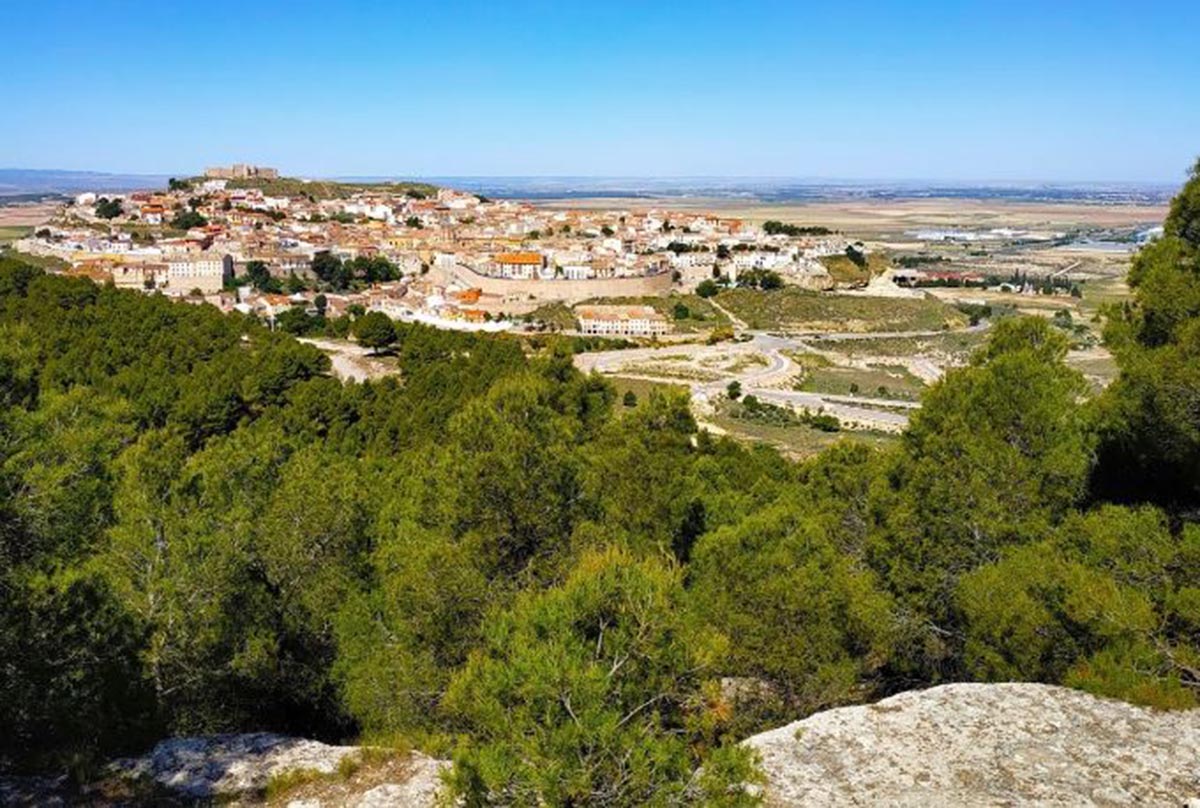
left=221, top=177, right=438, bottom=201
left=716, top=286, right=965, bottom=332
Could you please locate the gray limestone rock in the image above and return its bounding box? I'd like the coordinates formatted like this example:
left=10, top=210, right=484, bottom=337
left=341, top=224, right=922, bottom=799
left=745, top=682, right=1200, bottom=807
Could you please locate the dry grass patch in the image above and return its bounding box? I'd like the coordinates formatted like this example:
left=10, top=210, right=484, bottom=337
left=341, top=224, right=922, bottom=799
left=717, top=288, right=965, bottom=333
left=710, top=409, right=896, bottom=460
left=798, top=364, right=927, bottom=402
left=809, top=330, right=985, bottom=361
left=263, top=747, right=411, bottom=805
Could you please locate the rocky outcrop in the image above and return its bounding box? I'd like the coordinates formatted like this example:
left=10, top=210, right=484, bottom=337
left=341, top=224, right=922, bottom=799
left=745, top=682, right=1200, bottom=807
left=107, top=733, right=447, bottom=806
left=108, top=733, right=361, bottom=800
left=7, top=683, right=1197, bottom=806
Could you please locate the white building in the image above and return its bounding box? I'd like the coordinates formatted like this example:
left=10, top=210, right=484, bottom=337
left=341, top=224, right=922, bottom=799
left=342, top=202, right=393, bottom=222
left=165, top=253, right=231, bottom=295
left=575, top=305, right=670, bottom=338
left=671, top=251, right=717, bottom=271
left=561, top=264, right=594, bottom=280
left=111, top=263, right=167, bottom=291
left=491, top=252, right=545, bottom=280
left=732, top=251, right=793, bottom=271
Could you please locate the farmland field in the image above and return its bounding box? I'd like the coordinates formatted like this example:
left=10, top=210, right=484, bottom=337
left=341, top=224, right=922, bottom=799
left=0, top=226, right=31, bottom=245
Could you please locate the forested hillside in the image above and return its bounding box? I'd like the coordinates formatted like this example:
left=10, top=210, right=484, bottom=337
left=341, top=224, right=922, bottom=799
left=3, top=161, right=1200, bottom=805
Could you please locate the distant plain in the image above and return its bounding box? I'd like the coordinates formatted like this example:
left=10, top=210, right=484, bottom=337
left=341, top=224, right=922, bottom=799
left=537, top=196, right=1168, bottom=235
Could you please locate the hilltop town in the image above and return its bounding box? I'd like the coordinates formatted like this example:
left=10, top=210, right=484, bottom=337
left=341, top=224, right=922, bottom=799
left=12, top=165, right=849, bottom=335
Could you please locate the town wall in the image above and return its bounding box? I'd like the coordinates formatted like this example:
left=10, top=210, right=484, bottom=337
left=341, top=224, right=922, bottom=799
left=440, top=263, right=672, bottom=303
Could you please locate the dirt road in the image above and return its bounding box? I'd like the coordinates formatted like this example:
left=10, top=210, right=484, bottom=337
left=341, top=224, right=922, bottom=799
left=299, top=338, right=397, bottom=382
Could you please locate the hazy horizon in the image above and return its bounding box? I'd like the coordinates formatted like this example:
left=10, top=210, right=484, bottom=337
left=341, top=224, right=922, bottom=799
left=0, top=167, right=1184, bottom=187
left=0, top=168, right=1179, bottom=206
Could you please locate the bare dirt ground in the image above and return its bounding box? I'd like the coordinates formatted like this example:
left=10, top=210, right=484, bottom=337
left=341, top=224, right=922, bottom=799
left=539, top=197, right=1167, bottom=235
left=299, top=338, right=397, bottom=382
left=0, top=202, right=58, bottom=227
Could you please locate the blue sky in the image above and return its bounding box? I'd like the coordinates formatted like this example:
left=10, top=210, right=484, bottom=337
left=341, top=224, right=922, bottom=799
left=4, top=0, right=1198, bottom=181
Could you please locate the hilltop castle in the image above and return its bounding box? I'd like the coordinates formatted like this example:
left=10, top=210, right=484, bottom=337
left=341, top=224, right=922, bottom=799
left=204, top=163, right=279, bottom=180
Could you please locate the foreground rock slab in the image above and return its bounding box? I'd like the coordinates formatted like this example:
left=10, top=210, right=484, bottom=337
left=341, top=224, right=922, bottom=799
left=745, top=682, right=1200, bottom=807
left=108, top=733, right=447, bottom=805
left=109, top=733, right=361, bottom=800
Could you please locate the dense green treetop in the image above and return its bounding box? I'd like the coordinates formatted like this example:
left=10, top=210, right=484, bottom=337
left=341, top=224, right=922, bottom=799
left=444, top=547, right=758, bottom=806
left=1165, top=158, right=1200, bottom=248
left=352, top=311, right=396, bottom=353
left=170, top=209, right=207, bottom=230
left=1094, top=158, right=1200, bottom=505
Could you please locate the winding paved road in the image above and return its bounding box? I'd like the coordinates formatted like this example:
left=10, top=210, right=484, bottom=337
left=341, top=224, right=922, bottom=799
left=575, top=332, right=916, bottom=431
left=575, top=323, right=989, bottom=432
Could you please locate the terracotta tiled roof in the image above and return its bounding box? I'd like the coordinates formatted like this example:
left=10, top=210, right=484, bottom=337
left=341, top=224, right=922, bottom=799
left=575, top=305, right=665, bottom=322
left=494, top=251, right=543, bottom=265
